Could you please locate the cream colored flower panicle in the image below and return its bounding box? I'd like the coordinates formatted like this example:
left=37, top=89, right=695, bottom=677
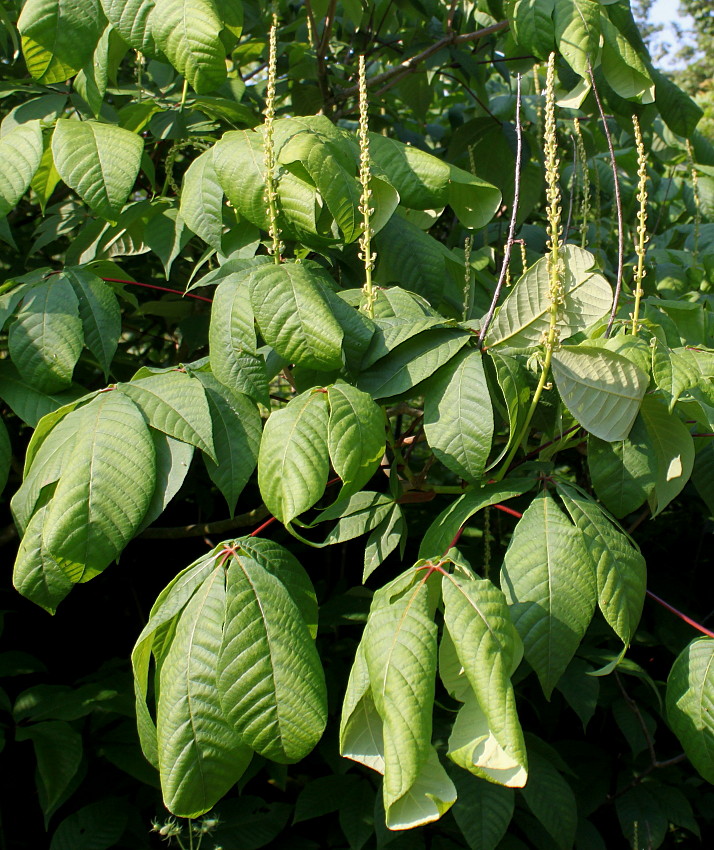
left=358, top=55, right=377, bottom=316
left=631, top=114, right=649, bottom=334
left=264, top=16, right=283, bottom=263
left=544, top=52, right=564, bottom=317
left=573, top=118, right=591, bottom=249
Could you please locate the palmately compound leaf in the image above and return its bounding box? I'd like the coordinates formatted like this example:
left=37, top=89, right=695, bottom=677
left=150, top=0, right=226, bottom=93
left=118, top=369, right=216, bottom=460
left=0, top=120, right=44, bottom=218
left=667, top=637, right=714, bottom=785
left=360, top=570, right=456, bottom=829
left=441, top=573, right=527, bottom=787
left=249, top=262, right=344, bottom=372
left=18, top=0, right=103, bottom=83
left=43, top=391, right=156, bottom=581
left=424, top=347, right=494, bottom=484
left=639, top=394, right=695, bottom=517
left=500, top=491, right=597, bottom=697
left=484, top=246, right=612, bottom=349
left=132, top=549, right=225, bottom=767
left=52, top=119, right=144, bottom=221
left=551, top=345, right=648, bottom=442
left=217, top=551, right=327, bottom=763
left=8, top=277, right=83, bottom=393
left=157, top=566, right=252, bottom=817
left=557, top=483, right=646, bottom=647
left=327, top=381, right=385, bottom=500
left=257, top=389, right=330, bottom=526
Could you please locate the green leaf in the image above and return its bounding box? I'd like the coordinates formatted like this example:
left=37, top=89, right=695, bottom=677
left=550, top=345, right=648, bottom=442
left=419, top=479, right=535, bottom=559
left=74, top=24, right=114, bottom=118
left=357, top=329, right=470, bottom=400
left=553, top=0, right=600, bottom=78
left=361, top=317, right=446, bottom=370
left=18, top=0, right=103, bottom=83
left=488, top=352, right=534, bottom=469
left=600, top=13, right=654, bottom=102
left=451, top=771, right=515, bottom=850
left=99, top=0, right=156, bottom=54
left=424, top=348, right=493, bottom=484
left=368, top=133, right=451, bottom=210
left=500, top=491, right=597, bottom=697
left=13, top=502, right=74, bottom=613
left=157, top=566, right=252, bottom=817
left=49, top=799, right=128, bottom=850
left=0, top=360, right=85, bottom=427
left=249, top=262, right=344, bottom=371
left=43, top=392, right=156, bottom=581
left=312, top=491, right=395, bottom=547
left=615, top=785, right=668, bottom=849
left=258, top=389, right=329, bottom=525
left=217, top=552, right=327, bottom=762
left=199, top=375, right=261, bottom=515
left=651, top=67, right=703, bottom=139
left=327, top=381, right=385, bottom=500
left=8, top=277, right=83, bottom=392
left=652, top=344, right=700, bottom=411
left=180, top=146, right=224, bottom=249
left=511, top=0, right=556, bottom=60
left=363, top=504, right=405, bottom=582
left=639, top=394, right=694, bottom=516
left=209, top=267, right=258, bottom=384
left=64, top=267, right=121, bottom=378
left=557, top=484, right=645, bottom=646
left=16, top=720, right=83, bottom=817
left=667, top=637, right=714, bottom=785
left=587, top=415, right=656, bottom=518
left=485, top=246, right=612, bottom=349
left=362, top=573, right=455, bottom=828
left=132, top=550, right=222, bottom=767
left=0, top=120, right=43, bottom=218
left=340, top=643, right=385, bottom=774
left=144, top=207, right=190, bottom=278
left=118, top=369, right=215, bottom=459
left=441, top=572, right=527, bottom=786
left=137, top=432, right=195, bottom=533
left=0, top=417, right=10, bottom=496
left=555, top=658, right=600, bottom=730
left=213, top=130, right=270, bottom=230
left=52, top=120, right=143, bottom=221
left=447, top=165, right=502, bottom=230
left=521, top=746, right=578, bottom=850
left=150, top=0, right=226, bottom=94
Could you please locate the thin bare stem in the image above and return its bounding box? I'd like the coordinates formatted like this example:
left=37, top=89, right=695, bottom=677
left=478, top=73, right=523, bottom=348
left=588, top=64, right=624, bottom=337
left=139, top=506, right=270, bottom=539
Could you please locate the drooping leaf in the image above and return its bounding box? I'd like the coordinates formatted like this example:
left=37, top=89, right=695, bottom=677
left=179, top=146, right=224, bottom=249
left=356, top=329, right=470, bottom=400
left=441, top=572, right=527, bottom=786
left=118, top=369, right=215, bottom=459
left=327, top=381, right=385, bottom=500
left=199, top=375, right=261, bottom=516
left=0, top=120, right=43, bottom=217
left=363, top=504, right=405, bottom=582
left=485, top=246, right=612, bottom=349
left=652, top=344, right=700, bottom=411
left=217, top=552, right=327, bottom=762
left=550, top=345, right=648, bottom=442
left=49, top=799, right=129, bottom=850
left=257, top=389, right=330, bottom=526
left=419, top=479, right=535, bottom=559
left=553, top=0, right=600, bottom=78
left=18, top=0, right=103, bottom=83
left=100, top=0, right=156, bottom=54
left=451, top=771, right=515, bottom=850
left=600, top=13, right=654, bottom=102
left=15, top=720, right=83, bottom=817
left=150, top=0, right=226, bottom=94
left=311, top=491, right=395, bottom=547
left=0, top=361, right=86, bottom=427
left=500, top=491, right=597, bottom=697
left=639, top=394, right=694, bottom=516
left=249, top=262, right=344, bottom=371
left=488, top=351, right=534, bottom=469
left=521, top=745, right=578, bottom=850
left=510, top=0, right=556, bottom=60
left=8, top=277, right=83, bottom=393
left=52, top=120, right=144, bottom=221
left=557, top=483, right=645, bottom=646
left=157, top=566, right=252, bottom=817
left=424, top=347, right=494, bottom=484
left=144, top=208, right=191, bottom=278
left=587, top=415, right=656, bottom=518
left=43, top=391, right=156, bottom=581
left=666, top=637, right=714, bottom=785
left=64, top=267, right=121, bottom=378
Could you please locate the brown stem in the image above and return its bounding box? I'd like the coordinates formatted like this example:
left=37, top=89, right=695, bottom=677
left=139, top=506, right=270, bottom=539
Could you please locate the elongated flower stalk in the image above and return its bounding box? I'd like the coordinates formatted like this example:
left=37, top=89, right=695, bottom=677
left=495, top=53, right=561, bottom=480
left=264, top=17, right=283, bottom=264
left=573, top=118, right=591, bottom=249
left=593, top=158, right=602, bottom=259
left=358, top=55, right=377, bottom=317
left=462, top=234, right=473, bottom=319
left=631, top=115, right=649, bottom=335
left=686, top=138, right=700, bottom=264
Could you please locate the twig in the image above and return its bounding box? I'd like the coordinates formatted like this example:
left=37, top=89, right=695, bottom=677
left=331, top=21, right=509, bottom=105
left=139, top=506, right=270, bottom=539
left=588, top=64, right=624, bottom=338
left=101, top=278, right=213, bottom=304
left=478, top=74, right=523, bottom=348
left=646, top=589, right=714, bottom=639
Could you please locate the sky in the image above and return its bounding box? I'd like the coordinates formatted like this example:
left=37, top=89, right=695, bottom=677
left=647, top=0, right=696, bottom=69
